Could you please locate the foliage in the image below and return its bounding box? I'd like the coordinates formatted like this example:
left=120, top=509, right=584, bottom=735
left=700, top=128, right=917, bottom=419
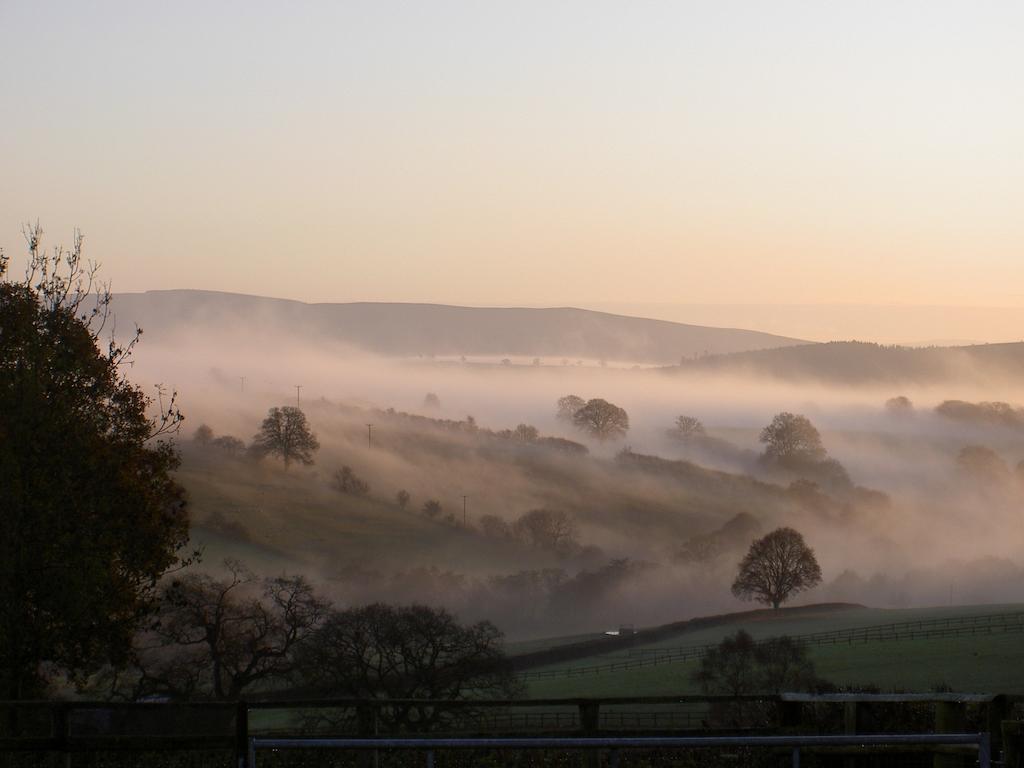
left=512, top=509, right=578, bottom=553
left=116, top=561, right=328, bottom=700
left=732, top=527, right=822, bottom=609
left=885, top=395, right=914, bottom=414
left=0, top=226, right=189, bottom=698
left=295, top=604, right=522, bottom=730
left=676, top=513, right=762, bottom=563
left=935, top=399, right=1024, bottom=430
left=422, top=499, right=443, bottom=519
left=210, top=435, right=246, bottom=454
left=555, top=394, right=586, bottom=422
left=956, top=445, right=1010, bottom=481
left=571, top=398, right=629, bottom=441
left=478, top=514, right=511, bottom=539
left=250, top=406, right=319, bottom=469
left=513, top=423, right=539, bottom=442
left=670, top=415, right=706, bottom=440
left=193, top=424, right=214, bottom=444
left=396, top=489, right=411, bottom=509
left=332, top=465, right=370, bottom=496
left=423, top=392, right=441, bottom=409
left=759, top=412, right=826, bottom=465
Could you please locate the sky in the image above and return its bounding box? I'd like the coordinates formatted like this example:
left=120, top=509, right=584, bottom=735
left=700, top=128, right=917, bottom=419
left=1, top=1, right=1022, bottom=341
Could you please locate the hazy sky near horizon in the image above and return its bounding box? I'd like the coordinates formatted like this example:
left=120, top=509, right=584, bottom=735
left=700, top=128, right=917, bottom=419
left=2, top=1, right=1023, bottom=337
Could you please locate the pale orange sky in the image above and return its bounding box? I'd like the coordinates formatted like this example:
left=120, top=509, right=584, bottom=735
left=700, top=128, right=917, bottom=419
left=2, top=1, right=1022, bottom=340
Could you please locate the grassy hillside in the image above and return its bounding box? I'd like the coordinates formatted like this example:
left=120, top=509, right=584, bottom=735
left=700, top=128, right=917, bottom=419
left=521, top=603, right=1024, bottom=696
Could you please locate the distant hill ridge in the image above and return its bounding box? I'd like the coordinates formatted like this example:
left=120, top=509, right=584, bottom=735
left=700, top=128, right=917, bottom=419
left=110, top=290, right=807, bottom=363
left=671, top=340, right=1024, bottom=384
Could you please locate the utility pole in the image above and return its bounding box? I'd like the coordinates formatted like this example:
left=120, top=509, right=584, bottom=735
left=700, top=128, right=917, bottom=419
left=294, top=385, right=302, bottom=407
left=239, top=376, right=246, bottom=393
left=366, top=424, right=373, bottom=449
left=462, top=495, right=468, bottom=526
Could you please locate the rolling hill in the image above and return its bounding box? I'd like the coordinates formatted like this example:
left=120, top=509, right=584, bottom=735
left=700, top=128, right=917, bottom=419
left=671, top=340, right=1024, bottom=384
left=109, top=290, right=806, bottom=364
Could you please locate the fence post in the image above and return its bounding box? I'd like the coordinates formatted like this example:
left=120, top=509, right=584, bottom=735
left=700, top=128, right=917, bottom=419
left=53, top=702, right=71, bottom=768
left=235, top=701, right=249, bottom=768
left=933, top=701, right=966, bottom=768
left=986, top=695, right=1007, bottom=757
left=579, top=701, right=600, bottom=768
left=1003, top=721, right=1024, bottom=768
left=843, top=701, right=859, bottom=768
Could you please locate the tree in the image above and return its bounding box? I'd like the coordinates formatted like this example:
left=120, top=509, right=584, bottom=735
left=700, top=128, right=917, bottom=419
left=732, top=528, right=822, bottom=609
left=295, top=604, right=521, bottom=730
left=118, top=561, right=328, bottom=700
left=422, top=499, right=442, bottom=519
left=332, top=465, right=370, bottom=496
left=251, top=406, right=319, bottom=469
left=478, top=514, right=511, bottom=539
left=885, top=396, right=913, bottom=414
left=512, top=509, right=578, bottom=553
left=513, top=423, right=539, bottom=442
left=211, top=435, right=246, bottom=455
left=670, top=415, right=706, bottom=440
left=555, top=395, right=586, bottom=422
left=759, top=412, right=826, bottom=465
left=0, top=225, right=189, bottom=698
left=572, top=398, right=629, bottom=441
left=396, top=489, right=411, bottom=509
left=423, top=392, right=441, bottom=409
left=956, top=445, right=1010, bottom=482
left=193, top=424, right=214, bottom=444
left=693, top=630, right=819, bottom=697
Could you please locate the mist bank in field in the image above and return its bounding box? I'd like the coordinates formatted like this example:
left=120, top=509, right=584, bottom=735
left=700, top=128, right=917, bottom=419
left=123, top=326, right=1024, bottom=636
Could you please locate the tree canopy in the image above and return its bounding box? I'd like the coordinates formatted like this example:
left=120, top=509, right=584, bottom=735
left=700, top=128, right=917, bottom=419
left=251, top=406, right=319, bottom=469
left=572, top=398, right=629, bottom=441
left=731, top=527, right=822, bottom=609
left=0, top=226, right=190, bottom=698
left=759, top=412, right=826, bottom=465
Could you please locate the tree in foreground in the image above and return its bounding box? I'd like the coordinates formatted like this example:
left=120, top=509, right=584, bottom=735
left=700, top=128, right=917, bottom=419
left=572, top=398, right=629, bottom=441
left=251, top=406, right=319, bottom=469
left=296, top=604, right=521, bottom=730
left=732, top=527, right=822, bottom=609
left=0, top=226, right=189, bottom=698
left=759, top=412, right=826, bottom=466
left=114, top=560, right=328, bottom=700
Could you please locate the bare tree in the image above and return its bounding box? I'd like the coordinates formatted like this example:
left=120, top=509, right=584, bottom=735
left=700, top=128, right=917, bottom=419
left=572, top=398, right=629, bottom=441
left=251, top=406, right=319, bottom=469
left=555, top=394, right=586, bottom=422
left=513, top=423, right=539, bottom=442
left=120, top=561, right=328, bottom=700
left=422, top=499, right=442, bottom=519
left=732, top=528, right=822, bottom=609
left=670, top=415, right=706, bottom=440
left=295, top=604, right=521, bottom=730
left=332, top=465, right=370, bottom=496
left=513, top=509, right=578, bottom=553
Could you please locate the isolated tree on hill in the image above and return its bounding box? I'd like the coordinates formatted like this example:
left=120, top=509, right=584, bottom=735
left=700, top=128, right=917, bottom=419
left=671, top=415, right=706, bottom=440
left=0, top=225, right=189, bottom=698
left=759, top=412, right=826, bottom=465
left=513, top=509, right=578, bottom=553
left=572, top=398, right=629, bottom=441
left=251, top=406, right=319, bottom=469
left=732, top=527, right=822, bottom=609
left=556, top=394, right=586, bottom=422
left=423, top=392, right=441, bottom=409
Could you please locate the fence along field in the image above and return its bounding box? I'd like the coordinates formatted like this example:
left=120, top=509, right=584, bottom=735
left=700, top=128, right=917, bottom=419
left=519, top=610, right=1024, bottom=680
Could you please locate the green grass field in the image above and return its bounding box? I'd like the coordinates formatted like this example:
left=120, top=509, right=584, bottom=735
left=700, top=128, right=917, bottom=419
left=522, top=603, right=1024, bottom=697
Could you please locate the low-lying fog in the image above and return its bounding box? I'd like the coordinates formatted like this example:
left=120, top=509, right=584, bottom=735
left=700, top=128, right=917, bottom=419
left=129, top=328, right=1024, bottom=638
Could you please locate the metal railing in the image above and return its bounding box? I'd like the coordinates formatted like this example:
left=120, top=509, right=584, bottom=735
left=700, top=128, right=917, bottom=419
left=249, top=732, right=992, bottom=768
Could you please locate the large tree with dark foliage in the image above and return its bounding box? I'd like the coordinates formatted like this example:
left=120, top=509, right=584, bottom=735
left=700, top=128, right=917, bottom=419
left=759, top=412, right=826, bottom=465
left=251, top=406, right=319, bottom=469
left=0, top=226, right=189, bottom=698
left=572, top=398, right=629, bottom=441
left=732, top=527, right=822, bottom=609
